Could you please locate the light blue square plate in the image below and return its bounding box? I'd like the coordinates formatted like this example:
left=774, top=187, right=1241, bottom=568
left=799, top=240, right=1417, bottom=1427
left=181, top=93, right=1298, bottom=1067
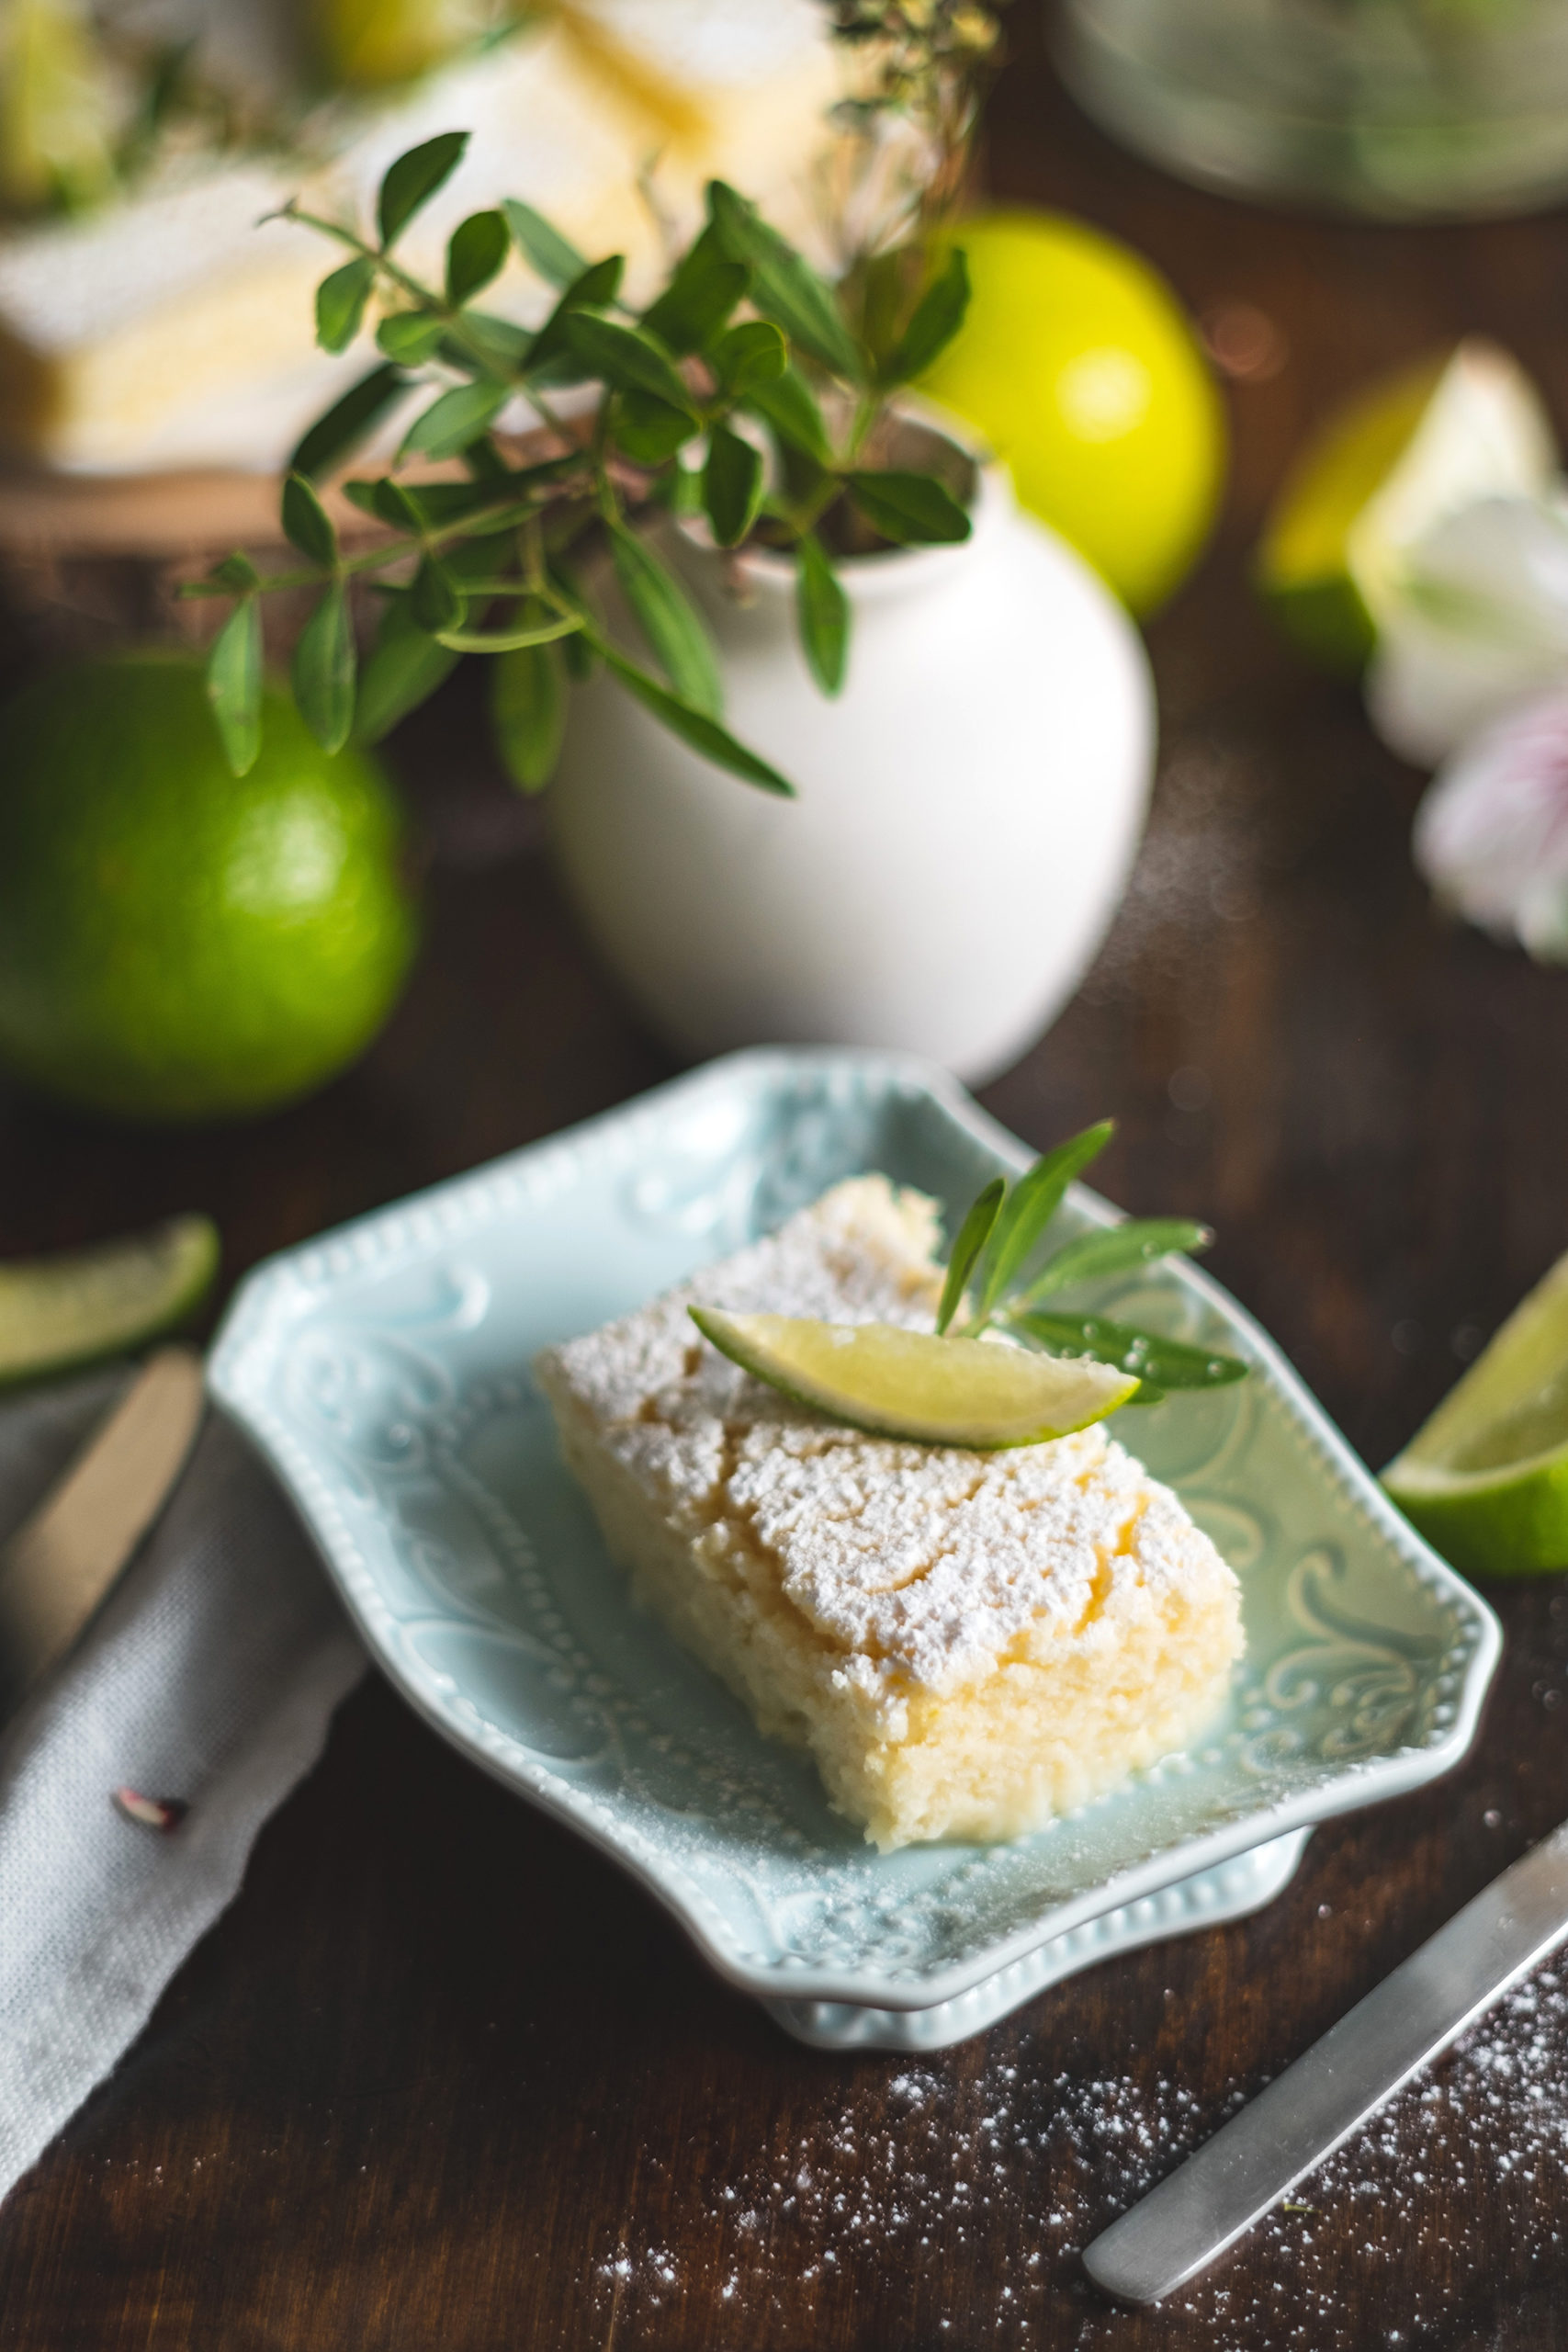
left=208, top=1050, right=1500, bottom=2050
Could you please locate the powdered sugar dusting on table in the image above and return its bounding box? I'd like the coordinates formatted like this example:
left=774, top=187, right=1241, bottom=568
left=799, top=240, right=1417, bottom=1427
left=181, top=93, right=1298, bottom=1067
left=581, top=1963, right=1568, bottom=2346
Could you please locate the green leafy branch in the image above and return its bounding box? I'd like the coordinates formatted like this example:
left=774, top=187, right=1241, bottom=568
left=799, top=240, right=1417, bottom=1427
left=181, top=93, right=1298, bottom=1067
left=934, top=1121, right=1248, bottom=1405
left=183, top=128, right=977, bottom=793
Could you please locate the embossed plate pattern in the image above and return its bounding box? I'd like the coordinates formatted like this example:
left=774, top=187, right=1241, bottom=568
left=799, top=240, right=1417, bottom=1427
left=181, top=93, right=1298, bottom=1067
left=209, top=1050, right=1501, bottom=2016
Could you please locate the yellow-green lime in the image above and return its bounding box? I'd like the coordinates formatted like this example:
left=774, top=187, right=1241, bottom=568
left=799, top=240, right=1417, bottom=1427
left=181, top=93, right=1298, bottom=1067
left=0, top=0, right=118, bottom=213
left=315, top=0, right=490, bottom=85
left=0, top=1215, right=219, bottom=1388
left=1258, top=339, right=1556, bottom=674
left=1383, top=1249, right=1568, bottom=1578
left=690, top=1308, right=1138, bottom=1450
left=0, top=653, right=418, bottom=1123
left=919, top=209, right=1225, bottom=616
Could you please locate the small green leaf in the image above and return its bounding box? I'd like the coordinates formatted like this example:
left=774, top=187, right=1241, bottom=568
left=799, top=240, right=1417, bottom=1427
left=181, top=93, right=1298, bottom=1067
left=610, top=524, right=722, bottom=718
left=846, top=469, right=972, bottom=546
left=1023, top=1219, right=1213, bottom=1302
left=669, top=459, right=704, bottom=517
left=709, top=319, right=787, bottom=396
left=856, top=244, right=913, bottom=379
left=705, top=181, right=863, bottom=381
left=502, top=197, right=587, bottom=289
left=446, top=209, right=509, bottom=305
left=641, top=242, right=748, bottom=356
left=357, top=481, right=424, bottom=529
left=377, top=310, right=446, bottom=366
left=936, top=1175, right=1005, bottom=1336
left=880, top=247, right=970, bottom=387
left=291, top=582, right=356, bottom=754
left=280, top=471, right=338, bottom=569
left=315, top=255, right=375, bottom=354
left=742, top=362, right=828, bottom=461
left=795, top=531, right=848, bottom=695
left=491, top=639, right=565, bottom=793
left=355, top=596, right=458, bottom=743
left=703, top=424, right=763, bottom=548
left=1012, top=1312, right=1247, bottom=1392
left=369, top=478, right=428, bottom=533
left=464, top=440, right=513, bottom=488
left=562, top=312, right=694, bottom=414
left=615, top=390, right=696, bottom=466
left=378, top=131, right=468, bottom=249
left=439, top=526, right=516, bottom=587
left=456, top=310, right=531, bottom=372
left=206, top=597, right=262, bottom=776
left=977, top=1123, right=1116, bottom=1317
left=411, top=556, right=462, bottom=635
left=209, top=551, right=259, bottom=594
left=526, top=255, right=625, bottom=373
left=356, top=464, right=570, bottom=535
left=598, top=643, right=793, bottom=795
left=290, top=363, right=410, bottom=481
left=399, top=379, right=511, bottom=462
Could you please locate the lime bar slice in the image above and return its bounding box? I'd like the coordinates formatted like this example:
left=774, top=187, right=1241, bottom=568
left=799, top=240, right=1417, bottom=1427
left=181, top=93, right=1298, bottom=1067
left=0, top=1215, right=220, bottom=1388
left=1383, top=1249, right=1568, bottom=1577
left=689, top=1308, right=1139, bottom=1449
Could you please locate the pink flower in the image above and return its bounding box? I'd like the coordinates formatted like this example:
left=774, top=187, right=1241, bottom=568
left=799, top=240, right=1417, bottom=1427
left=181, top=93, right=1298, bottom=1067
left=1414, top=690, right=1568, bottom=958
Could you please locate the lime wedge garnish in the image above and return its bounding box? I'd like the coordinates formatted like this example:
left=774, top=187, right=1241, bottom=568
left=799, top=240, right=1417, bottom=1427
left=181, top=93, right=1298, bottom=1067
left=1257, top=341, right=1555, bottom=674
left=689, top=1308, right=1139, bottom=1450
left=0, top=1215, right=220, bottom=1388
left=1383, top=1248, right=1568, bottom=1577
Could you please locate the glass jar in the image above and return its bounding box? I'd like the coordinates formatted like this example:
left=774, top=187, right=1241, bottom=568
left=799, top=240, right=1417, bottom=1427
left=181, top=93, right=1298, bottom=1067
left=1054, top=0, right=1568, bottom=220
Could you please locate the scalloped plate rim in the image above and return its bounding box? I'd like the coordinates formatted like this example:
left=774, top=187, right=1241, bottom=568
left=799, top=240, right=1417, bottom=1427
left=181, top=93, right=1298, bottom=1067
left=208, top=1046, right=1503, bottom=2013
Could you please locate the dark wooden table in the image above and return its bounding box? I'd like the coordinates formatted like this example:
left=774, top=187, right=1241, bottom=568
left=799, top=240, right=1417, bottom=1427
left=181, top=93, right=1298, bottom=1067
left=6, top=17, right=1568, bottom=2349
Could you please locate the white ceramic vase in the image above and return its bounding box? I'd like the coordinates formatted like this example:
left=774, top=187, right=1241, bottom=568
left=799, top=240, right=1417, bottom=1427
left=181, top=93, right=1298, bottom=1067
left=548, top=458, right=1156, bottom=1084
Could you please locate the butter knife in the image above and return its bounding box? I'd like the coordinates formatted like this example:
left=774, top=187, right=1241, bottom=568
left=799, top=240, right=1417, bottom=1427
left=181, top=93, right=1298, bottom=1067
left=1084, top=1821, right=1568, bottom=2305
left=0, top=1345, right=206, bottom=1713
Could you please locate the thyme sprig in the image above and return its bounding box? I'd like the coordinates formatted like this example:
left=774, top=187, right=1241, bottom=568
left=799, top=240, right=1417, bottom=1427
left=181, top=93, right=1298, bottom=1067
left=935, top=1121, right=1248, bottom=1405
left=823, top=0, right=1010, bottom=369
left=182, top=121, right=983, bottom=793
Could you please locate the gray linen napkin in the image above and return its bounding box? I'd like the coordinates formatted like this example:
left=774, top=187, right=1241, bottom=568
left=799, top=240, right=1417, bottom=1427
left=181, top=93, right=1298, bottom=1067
left=0, top=1366, right=365, bottom=2202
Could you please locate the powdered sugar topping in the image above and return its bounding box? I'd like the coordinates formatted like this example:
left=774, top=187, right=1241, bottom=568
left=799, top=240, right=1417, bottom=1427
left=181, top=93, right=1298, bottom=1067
left=538, top=1177, right=1236, bottom=1705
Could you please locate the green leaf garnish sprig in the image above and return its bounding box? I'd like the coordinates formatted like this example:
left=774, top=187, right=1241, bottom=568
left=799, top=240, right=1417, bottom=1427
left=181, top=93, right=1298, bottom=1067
left=184, top=100, right=993, bottom=790
left=934, top=1120, right=1247, bottom=1406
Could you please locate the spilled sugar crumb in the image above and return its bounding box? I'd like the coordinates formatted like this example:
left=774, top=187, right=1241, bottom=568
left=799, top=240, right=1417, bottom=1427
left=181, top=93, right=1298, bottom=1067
left=583, top=1967, right=1568, bottom=2345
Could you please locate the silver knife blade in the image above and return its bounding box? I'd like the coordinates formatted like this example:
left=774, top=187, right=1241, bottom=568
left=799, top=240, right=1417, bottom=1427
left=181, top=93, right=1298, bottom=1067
left=1083, top=1821, right=1568, bottom=2305
left=0, top=1345, right=205, bottom=1711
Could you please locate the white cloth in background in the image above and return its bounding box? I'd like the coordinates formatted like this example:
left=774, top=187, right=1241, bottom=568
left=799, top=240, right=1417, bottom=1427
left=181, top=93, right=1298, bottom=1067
left=0, top=1367, right=365, bottom=2204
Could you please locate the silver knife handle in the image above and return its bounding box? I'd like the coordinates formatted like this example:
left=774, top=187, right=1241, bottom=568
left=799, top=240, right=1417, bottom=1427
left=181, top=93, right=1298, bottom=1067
left=1084, top=1823, right=1568, bottom=2305
left=0, top=1346, right=206, bottom=1706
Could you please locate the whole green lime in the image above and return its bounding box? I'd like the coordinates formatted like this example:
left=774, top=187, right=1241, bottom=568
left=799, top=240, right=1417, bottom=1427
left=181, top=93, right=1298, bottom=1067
left=919, top=210, right=1225, bottom=616
left=0, top=653, right=418, bottom=1122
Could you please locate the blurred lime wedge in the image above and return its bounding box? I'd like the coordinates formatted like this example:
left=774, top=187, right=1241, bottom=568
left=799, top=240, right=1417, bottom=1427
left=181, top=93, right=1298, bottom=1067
left=0, top=1215, right=219, bottom=1387
left=1258, top=340, right=1556, bottom=673
left=689, top=1307, right=1138, bottom=1449
left=1383, top=1249, right=1568, bottom=1577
